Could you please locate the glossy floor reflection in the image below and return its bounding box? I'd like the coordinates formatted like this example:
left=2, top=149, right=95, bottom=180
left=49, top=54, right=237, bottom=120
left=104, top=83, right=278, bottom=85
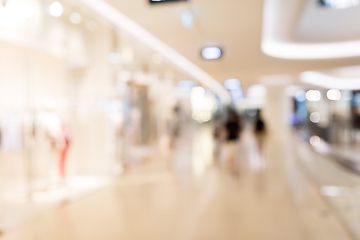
left=0, top=125, right=353, bottom=240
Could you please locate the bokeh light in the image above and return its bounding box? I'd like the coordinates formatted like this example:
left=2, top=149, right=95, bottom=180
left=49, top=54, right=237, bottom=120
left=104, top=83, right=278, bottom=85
left=306, top=90, right=321, bottom=102
left=49, top=2, right=63, bottom=17
left=326, top=89, right=341, bottom=101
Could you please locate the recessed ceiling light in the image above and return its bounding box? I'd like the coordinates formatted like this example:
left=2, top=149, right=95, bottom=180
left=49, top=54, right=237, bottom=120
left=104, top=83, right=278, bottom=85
left=181, top=9, right=193, bottom=29
left=49, top=2, right=63, bottom=17
left=70, top=12, right=82, bottom=24
left=224, top=79, right=240, bottom=90
left=201, top=47, right=222, bottom=60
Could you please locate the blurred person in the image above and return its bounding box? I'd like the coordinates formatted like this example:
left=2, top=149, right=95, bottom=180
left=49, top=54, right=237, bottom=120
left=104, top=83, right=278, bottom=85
left=224, top=109, right=243, bottom=174
left=170, top=103, right=181, bottom=148
left=213, top=115, right=222, bottom=159
left=130, top=107, right=142, bottom=145
left=253, top=109, right=266, bottom=153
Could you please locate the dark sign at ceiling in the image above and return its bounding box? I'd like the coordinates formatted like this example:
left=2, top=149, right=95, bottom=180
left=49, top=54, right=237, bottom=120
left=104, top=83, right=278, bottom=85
left=150, top=0, right=188, bottom=4
left=318, top=0, right=326, bottom=6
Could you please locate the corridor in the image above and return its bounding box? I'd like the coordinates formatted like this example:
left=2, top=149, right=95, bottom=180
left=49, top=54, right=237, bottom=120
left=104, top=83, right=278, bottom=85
left=0, top=126, right=352, bottom=240
left=1, top=0, right=360, bottom=239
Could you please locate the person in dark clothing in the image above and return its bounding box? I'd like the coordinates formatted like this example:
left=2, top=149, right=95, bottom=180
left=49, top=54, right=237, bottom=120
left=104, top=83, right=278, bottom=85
left=226, top=119, right=240, bottom=141
left=254, top=110, right=265, bottom=134
left=225, top=110, right=242, bottom=140
left=224, top=110, right=242, bottom=173
left=254, top=109, right=266, bottom=153
left=255, top=117, right=265, bottom=134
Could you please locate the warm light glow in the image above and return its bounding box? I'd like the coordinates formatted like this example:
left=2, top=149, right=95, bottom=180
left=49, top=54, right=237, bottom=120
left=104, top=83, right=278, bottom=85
left=320, top=186, right=342, bottom=197
left=191, top=87, right=216, bottom=123
left=306, top=90, right=321, bottom=102
left=309, top=112, right=321, bottom=123
left=0, top=1, right=36, bottom=27
left=247, top=84, right=267, bottom=98
left=70, top=12, right=82, bottom=24
left=327, top=89, right=341, bottom=101
left=192, top=111, right=211, bottom=123
left=49, top=2, right=63, bottom=17
left=310, top=135, right=321, bottom=146
left=191, top=87, right=205, bottom=100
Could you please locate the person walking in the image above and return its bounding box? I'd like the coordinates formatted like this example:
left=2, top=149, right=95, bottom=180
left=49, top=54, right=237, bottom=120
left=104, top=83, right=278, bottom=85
left=224, top=109, right=242, bottom=173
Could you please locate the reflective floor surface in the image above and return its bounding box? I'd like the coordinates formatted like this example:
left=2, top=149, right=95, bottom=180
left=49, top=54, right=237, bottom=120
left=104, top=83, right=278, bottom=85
left=0, top=125, right=354, bottom=240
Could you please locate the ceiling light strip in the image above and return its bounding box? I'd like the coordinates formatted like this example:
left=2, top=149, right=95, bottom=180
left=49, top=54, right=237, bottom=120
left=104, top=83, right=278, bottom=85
left=77, top=0, right=231, bottom=103
left=262, top=41, right=360, bottom=59
left=300, top=71, right=360, bottom=90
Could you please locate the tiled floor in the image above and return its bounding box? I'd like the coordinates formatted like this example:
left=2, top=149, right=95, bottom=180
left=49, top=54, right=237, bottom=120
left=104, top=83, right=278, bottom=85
left=0, top=126, right=354, bottom=240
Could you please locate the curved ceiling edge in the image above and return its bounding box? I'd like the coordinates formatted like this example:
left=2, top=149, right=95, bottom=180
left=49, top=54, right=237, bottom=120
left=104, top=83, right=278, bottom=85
left=262, top=0, right=360, bottom=59
left=300, top=71, right=360, bottom=90
left=262, top=40, right=360, bottom=59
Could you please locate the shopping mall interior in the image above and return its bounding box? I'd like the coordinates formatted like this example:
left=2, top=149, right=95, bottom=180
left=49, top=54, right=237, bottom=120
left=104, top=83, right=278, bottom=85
left=1, top=0, right=360, bottom=239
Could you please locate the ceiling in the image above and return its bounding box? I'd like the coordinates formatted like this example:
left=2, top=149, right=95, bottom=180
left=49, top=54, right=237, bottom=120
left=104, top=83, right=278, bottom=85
left=296, top=3, right=360, bottom=42
left=262, top=0, right=360, bottom=59
left=103, top=0, right=360, bottom=87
